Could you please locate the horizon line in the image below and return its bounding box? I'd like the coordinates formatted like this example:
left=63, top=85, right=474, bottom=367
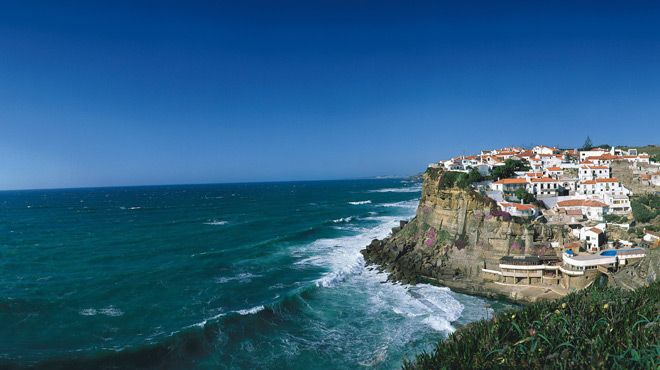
left=0, top=175, right=416, bottom=193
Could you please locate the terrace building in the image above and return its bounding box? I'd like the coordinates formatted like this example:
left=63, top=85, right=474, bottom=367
left=578, top=165, right=610, bottom=181
left=576, top=178, right=630, bottom=197
left=555, top=199, right=608, bottom=221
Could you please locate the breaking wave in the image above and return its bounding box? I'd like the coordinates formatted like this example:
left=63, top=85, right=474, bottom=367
left=368, top=186, right=422, bottom=193
left=332, top=216, right=355, bottom=223
left=348, top=200, right=371, bottom=205
left=204, top=220, right=228, bottom=226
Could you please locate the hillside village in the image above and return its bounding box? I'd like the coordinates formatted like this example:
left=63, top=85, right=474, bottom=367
left=428, top=144, right=659, bottom=291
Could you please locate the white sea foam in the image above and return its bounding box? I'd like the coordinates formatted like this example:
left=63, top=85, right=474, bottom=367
left=307, top=213, right=403, bottom=288
left=423, top=316, right=455, bottom=333
left=215, top=272, right=260, bottom=284
left=348, top=200, right=371, bottom=205
left=292, top=193, right=469, bottom=337
left=204, top=220, right=228, bottom=226
left=378, top=200, right=419, bottom=209
left=79, top=308, right=97, bottom=316
left=235, top=305, right=265, bottom=315
left=332, top=216, right=355, bottom=223
left=186, top=311, right=227, bottom=328
left=79, top=306, right=124, bottom=317
left=368, top=186, right=422, bottom=193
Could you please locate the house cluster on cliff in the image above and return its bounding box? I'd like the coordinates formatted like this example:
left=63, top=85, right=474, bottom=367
left=427, top=144, right=658, bottom=290
left=430, top=144, right=655, bottom=224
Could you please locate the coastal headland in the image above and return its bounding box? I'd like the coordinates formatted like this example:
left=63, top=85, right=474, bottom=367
left=362, top=166, right=568, bottom=303
left=362, top=145, right=658, bottom=304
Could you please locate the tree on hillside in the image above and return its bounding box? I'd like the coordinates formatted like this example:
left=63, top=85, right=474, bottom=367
left=513, top=188, right=536, bottom=204
left=581, top=136, right=593, bottom=150
left=491, top=159, right=531, bottom=180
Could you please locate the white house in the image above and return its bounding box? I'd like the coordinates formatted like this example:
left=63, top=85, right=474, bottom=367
left=497, top=202, right=538, bottom=218
left=578, top=165, right=610, bottom=181
left=556, top=199, right=609, bottom=221
left=582, top=227, right=606, bottom=252
left=576, top=178, right=630, bottom=197
left=444, top=160, right=464, bottom=171
left=587, top=154, right=619, bottom=166
left=579, top=148, right=608, bottom=162
left=536, top=154, right=562, bottom=168
left=527, top=177, right=561, bottom=197
left=643, top=229, right=660, bottom=245
left=602, top=193, right=631, bottom=215
left=490, top=178, right=528, bottom=192
left=544, top=166, right=564, bottom=178
left=579, top=148, right=606, bottom=161
left=651, top=172, right=660, bottom=186
left=533, top=145, right=557, bottom=155
left=562, top=248, right=645, bottom=270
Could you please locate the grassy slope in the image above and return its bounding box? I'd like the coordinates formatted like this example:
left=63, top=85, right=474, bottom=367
left=620, top=144, right=660, bottom=161
left=404, top=281, right=659, bottom=370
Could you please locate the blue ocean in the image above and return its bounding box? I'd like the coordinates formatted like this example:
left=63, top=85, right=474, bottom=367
left=0, top=179, right=512, bottom=369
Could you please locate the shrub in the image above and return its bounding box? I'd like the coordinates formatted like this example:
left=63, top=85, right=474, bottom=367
left=491, top=159, right=531, bottom=180
left=631, top=194, right=660, bottom=223
left=604, top=214, right=628, bottom=224
left=403, top=282, right=660, bottom=370
left=513, top=188, right=536, bottom=204
left=440, top=171, right=462, bottom=188
left=441, top=169, right=484, bottom=189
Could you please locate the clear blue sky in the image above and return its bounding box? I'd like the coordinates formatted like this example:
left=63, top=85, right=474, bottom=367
left=1, top=1, right=659, bottom=190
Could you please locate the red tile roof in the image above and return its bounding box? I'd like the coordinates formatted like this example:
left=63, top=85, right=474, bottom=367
left=500, top=202, right=536, bottom=211
left=589, top=227, right=604, bottom=234
left=557, top=199, right=608, bottom=208
left=493, top=178, right=528, bottom=185
left=530, top=177, right=559, bottom=183
left=580, top=165, right=609, bottom=169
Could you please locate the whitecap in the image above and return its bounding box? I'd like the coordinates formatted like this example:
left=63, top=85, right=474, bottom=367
left=378, top=200, right=419, bottom=209
left=332, top=216, right=354, bottom=223
left=368, top=186, right=422, bottom=193
left=79, top=306, right=124, bottom=317
left=235, top=305, right=265, bottom=315
left=348, top=200, right=371, bottom=205
left=204, top=220, right=228, bottom=226
left=79, top=308, right=97, bottom=316
left=214, top=272, right=260, bottom=284
left=99, top=306, right=124, bottom=317
left=186, top=312, right=227, bottom=328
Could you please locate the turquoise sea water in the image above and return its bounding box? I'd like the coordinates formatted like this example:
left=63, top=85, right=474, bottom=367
left=0, top=180, right=512, bottom=369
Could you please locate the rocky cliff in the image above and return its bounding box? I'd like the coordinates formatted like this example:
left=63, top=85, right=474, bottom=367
left=362, top=167, right=568, bottom=301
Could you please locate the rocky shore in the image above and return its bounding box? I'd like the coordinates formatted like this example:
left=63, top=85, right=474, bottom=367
left=361, top=166, right=569, bottom=303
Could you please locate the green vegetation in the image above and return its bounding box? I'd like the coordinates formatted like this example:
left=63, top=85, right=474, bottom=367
left=403, top=281, right=660, bottom=370
left=603, top=214, right=629, bottom=224
left=512, top=188, right=536, bottom=204
left=490, top=159, right=531, bottom=180
left=620, top=144, right=660, bottom=162
left=440, top=169, right=484, bottom=189
left=631, top=194, right=660, bottom=224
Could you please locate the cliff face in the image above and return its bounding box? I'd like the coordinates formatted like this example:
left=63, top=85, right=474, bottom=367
left=362, top=167, right=567, bottom=297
